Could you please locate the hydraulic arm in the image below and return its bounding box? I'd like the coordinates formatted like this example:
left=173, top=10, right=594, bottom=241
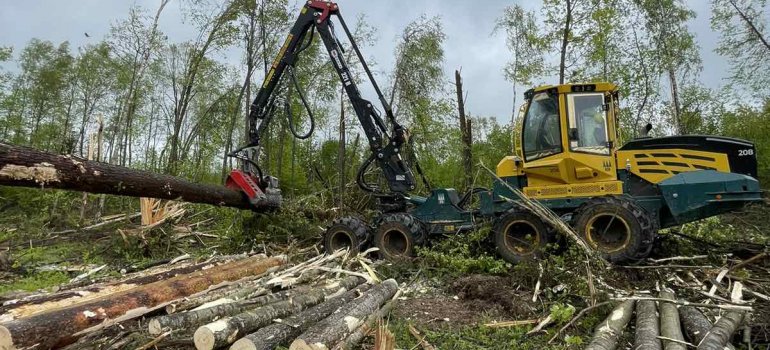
left=228, top=0, right=418, bottom=208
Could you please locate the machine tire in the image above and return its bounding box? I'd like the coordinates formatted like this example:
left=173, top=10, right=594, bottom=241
left=323, top=216, right=370, bottom=255
left=373, top=213, right=425, bottom=260
left=493, top=210, right=551, bottom=264
left=572, top=196, right=656, bottom=263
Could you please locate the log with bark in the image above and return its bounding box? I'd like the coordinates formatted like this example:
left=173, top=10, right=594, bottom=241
left=679, top=306, right=736, bottom=350
left=0, top=255, right=251, bottom=319
left=0, top=255, right=285, bottom=349
left=659, top=290, right=687, bottom=350
left=585, top=300, right=635, bottom=350
left=150, top=282, right=328, bottom=336
left=193, top=276, right=365, bottom=350
left=0, top=143, right=274, bottom=210
left=230, top=284, right=373, bottom=350
left=164, top=274, right=276, bottom=314
left=289, top=279, right=399, bottom=350
left=634, top=300, right=662, bottom=350
left=696, top=311, right=745, bottom=350
left=333, top=300, right=395, bottom=350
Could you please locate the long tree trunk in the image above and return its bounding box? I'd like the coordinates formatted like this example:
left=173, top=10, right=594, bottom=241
left=558, top=0, right=573, bottom=84
left=668, top=69, right=683, bottom=134
left=727, top=0, right=770, bottom=51
left=0, top=143, right=278, bottom=210
left=0, top=255, right=285, bottom=350
left=455, top=70, right=472, bottom=191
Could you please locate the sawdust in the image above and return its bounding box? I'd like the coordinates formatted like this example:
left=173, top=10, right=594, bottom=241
left=0, top=163, right=60, bottom=184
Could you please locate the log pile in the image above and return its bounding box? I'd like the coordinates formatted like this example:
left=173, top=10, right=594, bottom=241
left=581, top=283, right=751, bottom=350
left=0, top=250, right=399, bottom=350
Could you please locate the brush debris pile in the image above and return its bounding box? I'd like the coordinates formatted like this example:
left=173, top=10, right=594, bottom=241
left=0, top=250, right=396, bottom=350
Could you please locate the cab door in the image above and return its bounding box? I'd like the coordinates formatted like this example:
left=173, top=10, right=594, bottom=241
left=564, top=92, right=618, bottom=183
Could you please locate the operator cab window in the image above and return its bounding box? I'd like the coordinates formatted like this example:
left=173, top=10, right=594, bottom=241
left=523, top=92, right=562, bottom=161
left=567, top=93, right=610, bottom=155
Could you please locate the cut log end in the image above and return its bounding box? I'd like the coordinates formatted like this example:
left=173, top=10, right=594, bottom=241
left=289, top=339, right=328, bottom=350
left=193, top=326, right=216, bottom=350
left=147, top=319, right=163, bottom=336
left=230, top=338, right=257, bottom=350
left=0, top=325, right=13, bottom=350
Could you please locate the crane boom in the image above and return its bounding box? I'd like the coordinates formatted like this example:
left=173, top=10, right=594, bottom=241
left=229, top=0, right=417, bottom=209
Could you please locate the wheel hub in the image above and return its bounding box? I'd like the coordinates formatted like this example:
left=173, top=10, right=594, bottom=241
left=328, top=230, right=353, bottom=251
left=382, top=228, right=409, bottom=255
left=503, top=220, right=540, bottom=255
left=586, top=213, right=631, bottom=253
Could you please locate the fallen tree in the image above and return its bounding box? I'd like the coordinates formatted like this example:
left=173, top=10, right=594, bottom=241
left=0, top=143, right=270, bottom=210
left=0, top=255, right=286, bottom=349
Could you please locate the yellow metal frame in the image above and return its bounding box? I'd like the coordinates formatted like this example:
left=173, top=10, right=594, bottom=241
left=616, top=149, right=731, bottom=184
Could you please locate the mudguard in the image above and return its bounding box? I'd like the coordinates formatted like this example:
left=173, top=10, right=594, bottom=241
left=658, top=170, right=762, bottom=224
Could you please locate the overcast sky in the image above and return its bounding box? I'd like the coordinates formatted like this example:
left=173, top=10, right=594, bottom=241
left=0, top=0, right=730, bottom=124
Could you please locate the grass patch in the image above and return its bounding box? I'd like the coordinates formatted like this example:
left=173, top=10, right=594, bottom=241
left=387, top=319, right=579, bottom=350
left=0, top=270, right=70, bottom=294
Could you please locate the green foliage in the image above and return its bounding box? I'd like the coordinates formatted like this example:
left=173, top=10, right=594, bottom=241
left=416, top=227, right=510, bottom=277
left=720, top=99, right=770, bottom=184
left=388, top=319, right=571, bottom=350
left=549, top=303, right=577, bottom=324
left=0, top=271, right=70, bottom=294
left=710, top=0, right=770, bottom=94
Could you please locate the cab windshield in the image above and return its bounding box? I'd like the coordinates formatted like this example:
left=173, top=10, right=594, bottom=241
left=522, top=92, right=561, bottom=161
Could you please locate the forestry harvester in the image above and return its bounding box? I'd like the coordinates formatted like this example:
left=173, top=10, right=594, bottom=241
left=228, top=0, right=762, bottom=263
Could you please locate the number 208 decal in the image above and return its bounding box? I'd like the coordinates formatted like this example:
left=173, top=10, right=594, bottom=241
left=738, top=149, right=754, bottom=156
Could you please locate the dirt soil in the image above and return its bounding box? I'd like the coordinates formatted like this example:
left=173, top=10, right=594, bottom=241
left=394, top=274, right=538, bottom=329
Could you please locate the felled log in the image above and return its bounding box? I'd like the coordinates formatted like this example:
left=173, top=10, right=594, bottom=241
left=0, top=256, right=245, bottom=318
left=0, top=255, right=285, bottom=349
left=193, top=276, right=364, bottom=350
left=696, top=311, right=745, bottom=350
left=289, top=279, right=399, bottom=350
left=150, top=284, right=314, bottom=335
left=680, top=306, right=736, bottom=350
left=659, top=290, right=686, bottom=350
left=634, top=300, right=662, bottom=350
left=334, top=300, right=395, bottom=350
left=164, top=271, right=278, bottom=314
left=0, top=143, right=271, bottom=210
left=585, top=300, right=635, bottom=350
left=231, top=284, right=372, bottom=350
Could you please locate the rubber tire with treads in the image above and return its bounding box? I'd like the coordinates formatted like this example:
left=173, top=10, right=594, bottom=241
left=323, top=216, right=370, bottom=255
left=373, top=213, right=425, bottom=260
left=572, top=196, right=656, bottom=263
left=493, top=210, right=551, bottom=264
